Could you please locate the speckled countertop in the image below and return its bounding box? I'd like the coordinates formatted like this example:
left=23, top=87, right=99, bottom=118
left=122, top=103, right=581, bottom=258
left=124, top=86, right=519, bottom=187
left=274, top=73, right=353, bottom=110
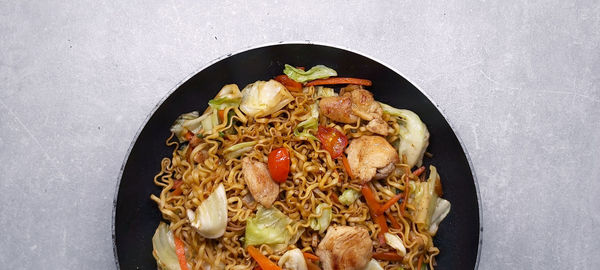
left=1, top=1, right=599, bottom=269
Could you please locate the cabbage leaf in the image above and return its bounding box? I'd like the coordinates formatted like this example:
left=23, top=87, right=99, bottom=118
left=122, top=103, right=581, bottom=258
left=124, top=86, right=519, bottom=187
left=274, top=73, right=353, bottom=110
left=379, top=102, right=430, bottom=168
left=240, top=80, right=294, bottom=118
left=283, top=64, right=337, bottom=83
left=245, top=206, right=293, bottom=247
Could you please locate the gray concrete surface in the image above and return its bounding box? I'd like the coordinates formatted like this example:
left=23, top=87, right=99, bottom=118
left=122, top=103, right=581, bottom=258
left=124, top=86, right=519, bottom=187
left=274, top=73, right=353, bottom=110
left=1, top=0, right=599, bottom=269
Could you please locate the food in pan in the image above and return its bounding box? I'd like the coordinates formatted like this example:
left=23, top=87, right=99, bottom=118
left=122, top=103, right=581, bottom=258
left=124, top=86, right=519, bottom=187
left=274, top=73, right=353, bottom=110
left=150, top=64, right=450, bottom=270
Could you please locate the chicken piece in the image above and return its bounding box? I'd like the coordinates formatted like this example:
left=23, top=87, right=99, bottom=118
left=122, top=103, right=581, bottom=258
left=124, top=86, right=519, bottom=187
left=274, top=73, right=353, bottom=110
left=341, top=85, right=383, bottom=121
left=241, top=157, right=279, bottom=207
left=345, top=136, right=399, bottom=183
left=316, top=226, right=373, bottom=270
left=319, top=96, right=359, bottom=123
left=366, top=118, right=389, bottom=136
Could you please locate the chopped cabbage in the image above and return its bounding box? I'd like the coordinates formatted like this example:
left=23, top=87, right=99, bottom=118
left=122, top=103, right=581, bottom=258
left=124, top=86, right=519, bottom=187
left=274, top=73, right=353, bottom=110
left=278, top=248, right=308, bottom=270
left=384, top=233, right=406, bottom=256
left=410, top=166, right=450, bottom=235
left=362, top=259, right=384, bottom=270
left=208, top=84, right=242, bottom=110
left=152, top=222, right=185, bottom=270
left=240, top=80, right=294, bottom=118
left=186, top=183, right=227, bottom=239
left=245, top=206, right=293, bottom=247
left=170, top=111, right=200, bottom=142
left=283, top=64, right=337, bottom=83
left=379, top=102, right=430, bottom=168
left=310, top=203, right=332, bottom=233
left=338, top=189, right=360, bottom=206
left=223, top=141, right=257, bottom=160
left=293, top=103, right=319, bottom=140
left=315, top=86, right=337, bottom=97
left=429, top=197, right=451, bottom=235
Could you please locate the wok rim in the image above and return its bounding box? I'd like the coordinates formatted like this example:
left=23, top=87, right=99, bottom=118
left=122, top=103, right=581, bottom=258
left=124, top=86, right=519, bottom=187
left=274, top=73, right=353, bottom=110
left=111, top=40, right=483, bottom=269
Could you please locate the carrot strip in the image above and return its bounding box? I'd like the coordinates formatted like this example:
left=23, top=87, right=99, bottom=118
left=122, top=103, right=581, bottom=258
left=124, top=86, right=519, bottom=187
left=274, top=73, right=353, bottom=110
left=341, top=155, right=354, bottom=179
left=184, top=131, right=194, bottom=141
left=412, top=166, right=425, bottom=177
left=247, top=246, right=281, bottom=270
left=306, top=260, right=321, bottom=270
left=171, top=180, right=184, bottom=196
left=173, top=235, right=190, bottom=270
left=386, top=212, right=401, bottom=229
left=377, top=194, right=403, bottom=215
left=218, top=109, right=225, bottom=122
left=375, top=214, right=389, bottom=244
left=274, top=75, right=303, bottom=92
left=303, top=252, right=320, bottom=261
left=416, top=254, right=424, bottom=270
left=372, top=252, right=404, bottom=261
left=305, top=77, right=372, bottom=87
left=330, top=192, right=340, bottom=204
left=361, top=185, right=381, bottom=214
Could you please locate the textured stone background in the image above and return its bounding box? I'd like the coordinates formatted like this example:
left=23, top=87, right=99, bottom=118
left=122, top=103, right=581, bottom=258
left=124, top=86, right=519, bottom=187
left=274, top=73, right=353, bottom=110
left=1, top=1, right=599, bottom=269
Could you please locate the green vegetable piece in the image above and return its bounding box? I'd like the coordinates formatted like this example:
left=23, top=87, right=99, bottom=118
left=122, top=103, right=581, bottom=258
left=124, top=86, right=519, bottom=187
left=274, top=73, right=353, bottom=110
left=245, top=206, right=293, bottom=247
left=293, top=103, right=319, bottom=140
left=223, top=141, right=257, bottom=160
left=208, top=97, right=242, bottom=110
left=309, top=203, right=332, bottom=233
left=338, top=189, right=360, bottom=206
left=283, top=64, right=337, bottom=83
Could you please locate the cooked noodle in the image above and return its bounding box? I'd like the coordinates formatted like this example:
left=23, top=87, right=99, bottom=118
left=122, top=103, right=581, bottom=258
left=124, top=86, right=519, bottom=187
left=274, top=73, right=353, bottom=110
left=150, top=86, right=441, bottom=270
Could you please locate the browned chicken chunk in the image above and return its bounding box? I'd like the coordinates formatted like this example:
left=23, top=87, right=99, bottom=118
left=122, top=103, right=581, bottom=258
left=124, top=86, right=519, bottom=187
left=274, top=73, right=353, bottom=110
left=345, top=136, right=399, bottom=183
left=316, top=226, right=373, bottom=270
left=319, top=96, right=359, bottom=124
left=241, top=157, right=279, bottom=207
left=366, top=118, right=389, bottom=136
left=320, top=85, right=390, bottom=134
left=342, top=85, right=383, bottom=121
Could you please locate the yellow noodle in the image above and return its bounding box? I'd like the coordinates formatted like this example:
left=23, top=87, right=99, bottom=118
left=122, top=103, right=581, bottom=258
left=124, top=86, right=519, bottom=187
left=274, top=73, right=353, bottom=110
left=151, top=87, right=442, bottom=269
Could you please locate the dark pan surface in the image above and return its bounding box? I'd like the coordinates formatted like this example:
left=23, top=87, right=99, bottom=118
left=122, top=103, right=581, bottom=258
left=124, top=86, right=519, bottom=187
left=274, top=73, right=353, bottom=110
left=113, top=43, right=481, bottom=269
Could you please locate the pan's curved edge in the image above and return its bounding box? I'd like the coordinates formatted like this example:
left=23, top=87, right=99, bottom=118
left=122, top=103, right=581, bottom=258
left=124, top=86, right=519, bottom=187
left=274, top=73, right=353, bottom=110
left=111, top=41, right=483, bottom=269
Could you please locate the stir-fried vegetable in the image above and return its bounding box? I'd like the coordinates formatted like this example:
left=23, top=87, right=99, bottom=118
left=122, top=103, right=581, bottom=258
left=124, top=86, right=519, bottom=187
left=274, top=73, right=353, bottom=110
left=377, top=193, right=403, bottom=215
left=170, top=111, right=200, bottom=142
left=294, top=103, right=319, bottom=140
left=429, top=197, right=451, bottom=235
left=174, top=236, right=190, bottom=270
left=278, top=249, right=308, bottom=270
left=305, top=77, right=372, bottom=87
left=379, top=103, right=430, bottom=168
left=316, top=126, right=348, bottom=159
left=247, top=246, right=282, bottom=270
left=410, top=166, right=450, bottom=235
left=245, top=206, right=293, bottom=247
left=152, top=222, right=185, bottom=270
left=268, top=147, right=290, bottom=183
left=338, top=189, right=360, bottom=206
left=186, top=183, right=227, bottom=239
left=309, top=203, right=332, bottom=233
left=283, top=64, right=337, bottom=83
left=315, top=86, right=337, bottom=97
left=384, top=233, right=407, bottom=256
left=208, top=84, right=242, bottom=110
left=240, top=80, right=294, bottom=118
left=372, top=252, right=404, bottom=261
left=274, top=74, right=303, bottom=92
left=223, top=141, right=257, bottom=160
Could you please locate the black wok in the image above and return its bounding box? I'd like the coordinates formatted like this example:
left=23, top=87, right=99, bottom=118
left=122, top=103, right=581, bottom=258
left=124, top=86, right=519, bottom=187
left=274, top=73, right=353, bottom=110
left=113, top=42, right=482, bottom=269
